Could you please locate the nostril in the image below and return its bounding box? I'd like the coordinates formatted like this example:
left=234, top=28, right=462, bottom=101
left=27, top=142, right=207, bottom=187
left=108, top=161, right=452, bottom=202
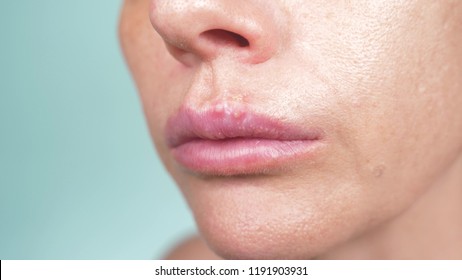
left=199, top=29, right=250, bottom=48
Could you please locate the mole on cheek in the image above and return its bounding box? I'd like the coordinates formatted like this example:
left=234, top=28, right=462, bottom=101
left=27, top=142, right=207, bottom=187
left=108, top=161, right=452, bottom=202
left=372, top=164, right=386, bottom=178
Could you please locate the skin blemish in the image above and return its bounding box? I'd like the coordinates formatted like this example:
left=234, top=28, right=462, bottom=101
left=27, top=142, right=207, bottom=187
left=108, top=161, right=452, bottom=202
left=372, top=164, right=386, bottom=178
left=233, top=111, right=244, bottom=119
left=214, top=103, right=224, bottom=113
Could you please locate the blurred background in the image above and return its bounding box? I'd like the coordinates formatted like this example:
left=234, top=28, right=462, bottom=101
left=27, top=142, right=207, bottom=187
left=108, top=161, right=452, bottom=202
left=0, top=0, right=196, bottom=259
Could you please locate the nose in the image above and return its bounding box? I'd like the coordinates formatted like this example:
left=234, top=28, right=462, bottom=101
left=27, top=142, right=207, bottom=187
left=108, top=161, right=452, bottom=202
left=149, top=0, right=285, bottom=65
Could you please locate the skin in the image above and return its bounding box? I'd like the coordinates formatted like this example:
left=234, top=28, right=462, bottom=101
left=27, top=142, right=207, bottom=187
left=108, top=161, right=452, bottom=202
left=119, top=0, right=462, bottom=259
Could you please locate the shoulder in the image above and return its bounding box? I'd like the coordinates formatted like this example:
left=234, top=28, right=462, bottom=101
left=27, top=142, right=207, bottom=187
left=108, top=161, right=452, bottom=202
left=164, top=235, right=222, bottom=260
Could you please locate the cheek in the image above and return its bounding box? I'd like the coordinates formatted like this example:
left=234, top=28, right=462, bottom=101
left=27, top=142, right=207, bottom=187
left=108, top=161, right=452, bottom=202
left=345, top=18, right=462, bottom=237
left=296, top=0, right=462, bottom=190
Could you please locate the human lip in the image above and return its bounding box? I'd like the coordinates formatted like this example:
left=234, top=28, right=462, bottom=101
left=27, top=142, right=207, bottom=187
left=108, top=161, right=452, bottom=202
left=165, top=105, right=324, bottom=176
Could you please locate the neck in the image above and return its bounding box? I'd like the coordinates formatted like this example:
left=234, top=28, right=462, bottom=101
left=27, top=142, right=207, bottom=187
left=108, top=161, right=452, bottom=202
left=321, top=155, right=462, bottom=259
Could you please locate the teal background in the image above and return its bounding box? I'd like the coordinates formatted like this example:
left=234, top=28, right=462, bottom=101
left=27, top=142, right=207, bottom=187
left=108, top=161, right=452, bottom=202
left=0, top=1, right=196, bottom=259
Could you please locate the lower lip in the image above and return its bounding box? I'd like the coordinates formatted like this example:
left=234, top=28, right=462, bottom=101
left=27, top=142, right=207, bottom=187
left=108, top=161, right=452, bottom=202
left=171, top=138, right=321, bottom=176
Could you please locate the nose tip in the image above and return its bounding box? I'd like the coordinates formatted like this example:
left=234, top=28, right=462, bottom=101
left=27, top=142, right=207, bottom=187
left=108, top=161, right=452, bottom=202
left=149, top=0, right=283, bottom=65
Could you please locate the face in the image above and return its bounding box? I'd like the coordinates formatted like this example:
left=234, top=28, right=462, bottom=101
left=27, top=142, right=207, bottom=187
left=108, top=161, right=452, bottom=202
left=120, top=0, right=462, bottom=259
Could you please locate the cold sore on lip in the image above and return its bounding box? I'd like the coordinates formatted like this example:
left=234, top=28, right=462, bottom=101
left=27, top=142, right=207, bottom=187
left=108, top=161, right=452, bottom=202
left=166, top=105, right=325, bottom=176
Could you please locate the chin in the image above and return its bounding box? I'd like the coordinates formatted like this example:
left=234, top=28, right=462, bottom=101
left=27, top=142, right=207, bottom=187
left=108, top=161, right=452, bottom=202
left=182, top=179, right=369, bottom=260
left=194, top=210, right=349, bottom=260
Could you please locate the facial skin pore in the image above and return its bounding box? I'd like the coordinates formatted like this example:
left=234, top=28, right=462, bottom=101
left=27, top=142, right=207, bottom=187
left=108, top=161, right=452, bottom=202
left=120, top=0, right=462, bottom=259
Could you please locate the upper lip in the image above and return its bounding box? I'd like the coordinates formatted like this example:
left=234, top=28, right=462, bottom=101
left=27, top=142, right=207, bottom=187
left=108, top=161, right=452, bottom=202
left=166, top=104, right=323, bottom=148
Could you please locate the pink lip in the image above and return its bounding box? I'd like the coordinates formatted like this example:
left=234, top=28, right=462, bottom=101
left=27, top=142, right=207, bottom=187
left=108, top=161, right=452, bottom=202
left=166, top=105, right=324, bottom=176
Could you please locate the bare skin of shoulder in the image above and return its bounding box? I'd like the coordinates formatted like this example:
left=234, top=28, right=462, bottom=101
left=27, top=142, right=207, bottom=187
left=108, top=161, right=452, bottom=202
left=164, top=235, right=222, bottom=260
